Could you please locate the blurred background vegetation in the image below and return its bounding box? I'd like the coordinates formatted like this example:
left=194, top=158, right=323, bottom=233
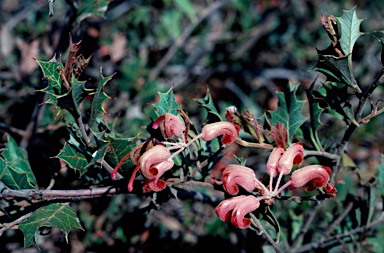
left=0, top=0, right=383, bottom=252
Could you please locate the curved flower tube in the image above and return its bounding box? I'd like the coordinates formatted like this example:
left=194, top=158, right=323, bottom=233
left=288, top=165, right=331, bottom=191
left=215, top=195, right=260, bottom=229
left=222, top=165, right=257, bottom=195
left=278, top=142, right=304, bottom=175
left=266, top=146, right=285, bottom=178
left=152, top=113, right=185, bottom=139
left=201, top=122, right=239, bottom=145
left=139, top=145, right=171, bottom=179
left=143, top=159, right=174, bottom=192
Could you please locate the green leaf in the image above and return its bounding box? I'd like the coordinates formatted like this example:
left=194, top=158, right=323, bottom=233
left=195, top=89, right=222, bottom=121
left=153, top=88, right=182, bottom=116
left=336, top=6, right=364, bottom=56
left=89, top=71, right=113, bottom=132
left=314, top=52, right=352, bottom=87
left=37, top=59, right=65, bottom=105
left=173, top=0, right=196, bottom=21
left=19, top=203, right=83, bottom=247
left=104, top=138, right=137, bottom=173
left=57, top=142, right=90, bottom=175
left=161, top=10, right=182, bottom=40
left=376, top=155, right=384, bottom=196
left=1, top=135, right=37, bottom=189
left=0, top=158, right=5, bottom=178
left=267, top=83, right=308, bottom=142
left=77, top=0, right=111, bottom=23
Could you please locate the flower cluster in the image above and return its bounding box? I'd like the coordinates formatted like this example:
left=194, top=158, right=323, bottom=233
left=111, top=113, right=239, bottom=192
left=215, top=142, right=337, bottom=229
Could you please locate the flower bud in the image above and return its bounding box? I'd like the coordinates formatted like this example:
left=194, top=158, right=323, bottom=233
left=288, top=165, right=331, bottom=191
left=278, top=142, right=304, bottom=175
left=222, top=165, right=257, bottom=195
left=152, top=113, right=185, bottom=139
left=202, top=122, right=239, bottom=145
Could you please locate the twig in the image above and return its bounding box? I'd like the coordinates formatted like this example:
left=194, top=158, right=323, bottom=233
left=0, top=212, right=33, bottom=236
left=293, top=217, right=384, bottom=253
left=304, top=150, right=339, bottom=160
left=250, top=213, right=282, bottom=253
left=288, top=204, right=322, bottom=252
left=322, top=201, right=354, bottom=238
left=148, top=0, right=229, bottom=81
left=0, top=186, right=122, bottom=201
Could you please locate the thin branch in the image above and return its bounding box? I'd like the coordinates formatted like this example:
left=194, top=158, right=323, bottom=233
left=293, top=217, right=384, bottom=253
left=250, top=213, right=282, bottom=253
left=322, top=201, right=354, bottom=238
left=148, top=0, right=229, bottom=81
left=0, top=212, right=33, bottom=236
left=304, top=150, right=339, bottom=160
left=102, top=160, right=123, bottom=180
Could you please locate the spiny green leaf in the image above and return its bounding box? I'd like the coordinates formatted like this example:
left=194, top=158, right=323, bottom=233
left=104, top=138, right=136, bottom=173
left=0, top=158, right=5, bottom=178
left=19, top=203, right=83, bottom=247
left=195, top=89, right=222, bottom=121
left=89, top=70, right=113, bottom=132
left=314, top=51, right=352, bottom=87
left=1, top=135, right=37, bottom=189
left=57, top=142, right=89, bottom=175
left=336, top=6, right=364, bottom=56
left=267, top=83, right=308, bottom=142
left=153, top=88, right=182, bottom=116
left=37, top=59, right=65, bottom=105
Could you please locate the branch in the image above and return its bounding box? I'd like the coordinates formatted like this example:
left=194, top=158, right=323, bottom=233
left=304, top=150, right=339, bottom=160
left=250, top=213, right=282, bottom=253
left=0, top=212, right=33, bottom=236
left=292, top=216, right=384, bottom=253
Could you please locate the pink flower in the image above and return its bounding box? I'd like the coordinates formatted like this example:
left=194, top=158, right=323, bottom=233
left=288, top=165, right=331, bottom=191
left=139, top=145, right=172, bottom=179
left=143, top=159, right=174, bottom=192
left=266, top=146, right=285, bottom=178
left=222, top=165, right=257, bottom=195
left=278, top=142, right=304, bottom=175
left=202, top=122, right=239, bottom=145
left=152, top=113, right=185, bottom=139
left=215, top=195, right=260, bottom=228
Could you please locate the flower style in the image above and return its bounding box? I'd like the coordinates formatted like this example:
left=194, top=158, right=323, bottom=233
left=201, top=121, right=239, bottom=145
left=215, top=195, right=260, bottom=228
left=152, top=113, right=185, bottom=139
left=278, top=142, right=304, bottom=175
left=288, top=165, right=331, bottom=191
left=222, top=165, right=258, bottom=195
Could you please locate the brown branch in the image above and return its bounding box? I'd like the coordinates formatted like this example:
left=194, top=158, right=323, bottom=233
left=0, top=212, right=33, bottom=236
left=250, top=213, right=282, bottom=253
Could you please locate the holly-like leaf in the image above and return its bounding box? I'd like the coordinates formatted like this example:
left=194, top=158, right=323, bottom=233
left=19, top=203, right=83, bottom=247
left=1, top=135, right=37, bottom=189
left=56, top=142, right=90, bottom=175
left=336, top=6, right=364, bottom=56
left=89, top=70, right=113, bottom=132
left=37, top=58, right=65, bottom=105
left=195, top=89, right=222, bottom=121
left=314, top=51, right=352, bottom=87
left=267, top=84, right=308, bottom=142
left=104, top=138, right=137, bottom=173
left=153, top=88, right=182, bottom=116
